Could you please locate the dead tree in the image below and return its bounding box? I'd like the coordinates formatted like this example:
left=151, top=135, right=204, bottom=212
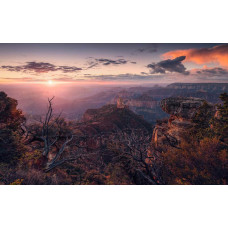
left=109, top=129, right=164, bottom=184
left=27, top=97, right=101, bottom=172
left=40, top=97, right=59, bottom=157
left=24, top=97, right=73, bottom=171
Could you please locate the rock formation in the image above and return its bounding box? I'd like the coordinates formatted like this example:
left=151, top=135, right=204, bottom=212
left=82, top=104, right=152, bottom=133
left=152, top=97, right=214, bottom=149
left=0, top=92, right=25, bottom=163
left=0, top=91, right=24, bottom=127
left=117, top=97, right=128, bottom=109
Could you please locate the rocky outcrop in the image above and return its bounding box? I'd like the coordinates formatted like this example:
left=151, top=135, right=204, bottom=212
left=117, top=97, right=129, bottom=109
left=152, top=97, right=214, bottom=149
left=0, top=92, right=25, bottom=163
left=160, top=97, right=206, bottom=119
left=0, top=91, right=25, bottom=127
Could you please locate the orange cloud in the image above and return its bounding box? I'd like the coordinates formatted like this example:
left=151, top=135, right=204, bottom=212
left=163, top=44, right=228, bottom=67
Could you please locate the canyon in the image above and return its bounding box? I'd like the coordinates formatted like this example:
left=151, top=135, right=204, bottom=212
left=0, top=83, right=227, bottom=185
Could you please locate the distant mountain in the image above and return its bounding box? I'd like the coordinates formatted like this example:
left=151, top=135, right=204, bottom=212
left=109, top=83, right=228, bottom=124
left=167, top=83, right=228, bottom=91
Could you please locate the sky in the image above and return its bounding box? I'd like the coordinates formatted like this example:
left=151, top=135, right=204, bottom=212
left=0, top=43, right=228, bottom=84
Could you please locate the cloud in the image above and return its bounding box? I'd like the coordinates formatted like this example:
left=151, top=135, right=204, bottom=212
left=57, top=65, right=82, bottom=73
left=134, top=45, right=158, bottom=54
left=194, top=67, right=228, bottom=76
left=137, top=47, right=157, bottom=53
left=1, top=65, right=24, bottom=72
left=2, top=74, right=86, bottom=82
left=86, top=61, right=99, bottom=69
left=52, top=76, right=85, bottom=82
left=1, top=61, right=82, bottom=74
left=189, top=67, right=228, bottom=82
left=84, top=73, right=164, bottom=81
left=85, top=57, right=98, bottom=69
left=163, top=44, right=228, bottom=67
left=4, top=73, right=164, bottom=82
left=183, top=66, right=228, bottom=82
left=147, top=56, right=189, bottom=75
left=141, top=72, right=149, bottom=75
left=95, top=58, right=128, bottom=65
left=1, top=77, right=46, bottom=82
left=86, top=57, right=135, bottom=69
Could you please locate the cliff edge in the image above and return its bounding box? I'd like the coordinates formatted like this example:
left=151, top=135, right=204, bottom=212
left=152, top=97, right=214, bottom=149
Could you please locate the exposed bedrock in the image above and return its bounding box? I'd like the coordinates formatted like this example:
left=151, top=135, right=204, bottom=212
left=152, top=97, right=214, bottom=148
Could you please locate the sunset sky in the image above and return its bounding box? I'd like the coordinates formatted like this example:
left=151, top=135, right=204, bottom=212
left=0, top=43, right=228, bottom=84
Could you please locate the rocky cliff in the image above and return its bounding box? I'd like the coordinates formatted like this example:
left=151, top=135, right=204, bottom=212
left=152, top=97, right=215, bottom=149
left=0, top=91, right=24, bottom=127
left=111, top=94, right=167, bottom=124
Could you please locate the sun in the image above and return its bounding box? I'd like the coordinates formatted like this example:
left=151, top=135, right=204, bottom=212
left=48, top=80, right=53, bottom=85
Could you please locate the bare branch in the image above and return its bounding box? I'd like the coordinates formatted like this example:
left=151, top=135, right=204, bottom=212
left=45, top=152, right=97, bottom=172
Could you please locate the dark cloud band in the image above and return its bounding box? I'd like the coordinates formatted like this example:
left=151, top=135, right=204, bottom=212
left=196, top=67, right=228, bottom=76
left=95, top=58, right=128, bottom=65
left=86, top=58, right=136, bottom=69
left=1, top=61, right=82, bottom=74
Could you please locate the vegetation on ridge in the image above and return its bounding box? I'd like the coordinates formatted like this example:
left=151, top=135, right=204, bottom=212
left=0, top=91, right=227, bottom=185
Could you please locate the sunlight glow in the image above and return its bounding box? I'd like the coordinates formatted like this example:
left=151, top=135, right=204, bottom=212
left=48, top=80, right=53, bottom=85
